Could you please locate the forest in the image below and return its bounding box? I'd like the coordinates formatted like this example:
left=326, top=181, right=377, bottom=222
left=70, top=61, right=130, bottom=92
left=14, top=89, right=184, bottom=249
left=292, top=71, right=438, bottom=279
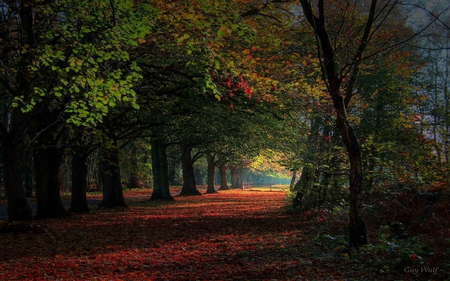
left=0, top=0, right=449, bottom=280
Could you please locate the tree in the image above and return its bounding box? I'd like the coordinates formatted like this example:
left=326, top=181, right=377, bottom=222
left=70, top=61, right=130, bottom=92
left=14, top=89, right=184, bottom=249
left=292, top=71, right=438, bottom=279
left=297, top=0, right=413, bottom=248
left=218, top=162, right=229, bottom=190
left=149, top=138, right=174, bottom=201
left=205, top=153, right=218, bottom=194
left=0, top=0, right=153, bottom=221
left=179, top=144, right=202, bottom=196
left=70, top=144, right=91, bottom=213
left=98, top=144, right=126, bottom=208
left=32, top=111, right=69, bottom=219
left=410, top=4, right=450, bottom=171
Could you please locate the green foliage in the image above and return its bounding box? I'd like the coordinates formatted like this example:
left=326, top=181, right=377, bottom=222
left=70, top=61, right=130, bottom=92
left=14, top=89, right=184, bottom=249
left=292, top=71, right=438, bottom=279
left=358, top=231, right=428, bottom=274
left=120, top=141, right=153, bottom=189
left=345, top=41, right=442, bottom=190
left=8, top=0, right=155, bottom=126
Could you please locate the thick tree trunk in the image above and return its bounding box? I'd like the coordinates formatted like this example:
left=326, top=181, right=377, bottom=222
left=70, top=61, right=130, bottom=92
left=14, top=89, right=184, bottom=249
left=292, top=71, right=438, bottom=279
left=292, top=165, right=315, bottom=211
left=149, top=139, right=174, bottom=201
left=1, top=0, right=36, bottom=222
left=34, top=145, right=69, bottom=219
left=218, top=163, right=229, bottom=190
left=230, top=166, right=241, bottom=189
left=179, top=145, right=201, bottom=196
left=3, top=133, right=32, bottom=222
left=70, top=147, right=90, bottom=213
left=98, top=146, right=127, bottom=208
left=206, top=153, right=217, bottom=194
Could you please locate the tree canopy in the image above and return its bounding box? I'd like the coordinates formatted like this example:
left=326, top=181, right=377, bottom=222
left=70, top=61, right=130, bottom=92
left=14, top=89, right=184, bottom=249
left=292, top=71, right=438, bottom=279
left=0, top=0, right=449, bottom=254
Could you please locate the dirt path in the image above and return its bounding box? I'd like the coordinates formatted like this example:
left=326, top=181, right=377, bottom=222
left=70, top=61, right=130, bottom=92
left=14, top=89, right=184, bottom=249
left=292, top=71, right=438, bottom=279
left=0, top=188, right=428, bottom=280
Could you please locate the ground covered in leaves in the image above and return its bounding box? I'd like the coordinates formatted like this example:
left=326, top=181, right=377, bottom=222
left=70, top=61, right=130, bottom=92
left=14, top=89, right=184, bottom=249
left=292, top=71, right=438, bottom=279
left=0, top=188, right=448, bottom=280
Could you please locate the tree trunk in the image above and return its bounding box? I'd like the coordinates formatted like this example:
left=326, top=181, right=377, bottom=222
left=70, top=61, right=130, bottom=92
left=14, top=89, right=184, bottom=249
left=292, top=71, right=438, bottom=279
left=229, top=166, right=241, bottom=189
left=299, top=0, right=371, bottom=249
left=335, top=109, right=367, bottom=248
left=70, top=147, right=90, bottom=213
left=206, top=153, right=217, bottom=194
left=2, top=132, right=32, bottom=222
left=292, top=165, right=315, bottom=211
left=149, top=139, right=174, bottom=201
left=218, top=163, right=229, bottom=190
left=179, top=144, right=201, bottom=196
left=1, top=0, right=36, bottom=222
left=292, top=115, right=321, bottom=210
left=289, top=171, right=297, bottom=191
left=34, top=145, right=69, bottom=219
left=98, top=146, right=127, bottom=208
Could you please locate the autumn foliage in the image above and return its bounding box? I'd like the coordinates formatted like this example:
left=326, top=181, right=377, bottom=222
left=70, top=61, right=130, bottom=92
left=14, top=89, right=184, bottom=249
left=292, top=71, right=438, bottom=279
left=1, top=189, right=309, bottom=280
left=1, top=187, right=448, bottom=280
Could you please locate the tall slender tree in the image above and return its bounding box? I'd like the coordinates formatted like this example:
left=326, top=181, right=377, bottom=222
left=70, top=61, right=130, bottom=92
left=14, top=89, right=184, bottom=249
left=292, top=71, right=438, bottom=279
left=298, top=0, right=410, bottom=248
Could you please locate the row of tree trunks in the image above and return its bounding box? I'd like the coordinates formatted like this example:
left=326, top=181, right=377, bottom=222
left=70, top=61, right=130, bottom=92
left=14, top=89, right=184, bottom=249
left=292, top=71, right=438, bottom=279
left=5, top=134, right=238, bottom=220
left=149, top=142, right=235, bottom=197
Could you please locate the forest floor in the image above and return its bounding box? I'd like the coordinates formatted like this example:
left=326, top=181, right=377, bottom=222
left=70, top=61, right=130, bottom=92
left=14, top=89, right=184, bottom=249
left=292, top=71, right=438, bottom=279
left=0, top=187, right=448, bottom=280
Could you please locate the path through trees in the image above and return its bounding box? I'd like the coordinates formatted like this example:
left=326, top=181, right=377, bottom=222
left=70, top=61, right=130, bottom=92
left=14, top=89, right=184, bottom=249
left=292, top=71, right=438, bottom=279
left=1, top=188, right=447, bottom=280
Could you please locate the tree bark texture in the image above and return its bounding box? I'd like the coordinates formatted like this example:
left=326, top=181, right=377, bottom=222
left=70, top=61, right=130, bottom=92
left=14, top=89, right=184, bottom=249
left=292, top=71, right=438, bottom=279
left=206, top=153, right=217, bottom=194
left=179, top=144, right=201, bottom=196
left=98, top=146, right=127, bottom=208
left=292, top=165, right=315, bottom=211
left=218, top=163, right=229, bottom=190
left=229, top=166, right=241, bottom=189
left=289, top=171, right=297, bottom=191
left=149, top=139, right=174, bottom=201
